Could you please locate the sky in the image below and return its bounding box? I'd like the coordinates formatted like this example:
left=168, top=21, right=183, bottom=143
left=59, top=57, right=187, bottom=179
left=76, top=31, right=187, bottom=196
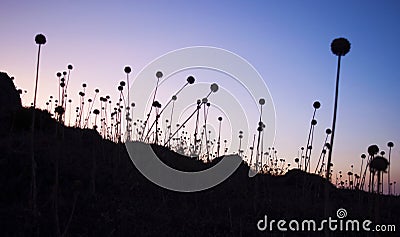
left=1, top=0, right=399, bottom=192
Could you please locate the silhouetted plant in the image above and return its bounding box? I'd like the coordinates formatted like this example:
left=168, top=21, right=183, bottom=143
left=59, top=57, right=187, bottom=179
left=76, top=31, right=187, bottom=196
left=151, top=100, right=162, bottom=143
left=362, top=144, right=379, bottom=192
left=64, top=64, right=73, bottom=108
left=124, top=66, right=132, bottom=140
left=347, top=167, right=354, bottom=189
left=304, top=101, right=321, bottom=172
left=255, top=98, right=265, bottom=172
left=369, top=156, right=389, bottom=194
left=238, top=130, right=243, bottom=156
left=164, top=83, right=219, bottom=151
left=299, top=146, right=305, bottom=170
left=259, top=122, right=266, bottom=172
left=93, top=109, right=100, bottom=130
left=216, top=116, right=223, bottom=157
left=326, top=37, right=351, bottom=181
left=193, top=98, right=201, bottom=152
left=31, top=34, right=46, bottom=233
left=357, top=153, right=366, bottom=189
left=67, top=99, right=72, bottom=126
left=56, top=72, right=62, bottom=102
left=54, top=106, right=65, bottom=123
left=141, top=71, right=163, bottom=140
left=166, top=96, right=177, bottom=148
left=294, top=157, right=300, bottom=168
left=202, top=99, right=212, bottom=161
left=315, top=128, right=331, bottom=175
left=128, top=102, right=135, bottom=140
left=32, top=34, right=47, bottom=108
left=83, top=89, right=99, bottom=128
left=249, top=134, right=256, bottom=168
left=77, top=89, right=86, bottom=128
left=145, top=76, right=195, bottom=143
left=387, top=141, right=394, bottom=194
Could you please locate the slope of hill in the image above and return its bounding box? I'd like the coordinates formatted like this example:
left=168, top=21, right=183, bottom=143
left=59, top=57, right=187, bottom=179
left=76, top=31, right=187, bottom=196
left=1, top=72, right=399, bottom=236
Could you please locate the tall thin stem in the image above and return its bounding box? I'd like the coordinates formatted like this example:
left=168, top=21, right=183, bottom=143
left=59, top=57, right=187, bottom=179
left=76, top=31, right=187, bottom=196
left=388, top=146, right=392, bottom=195
left=126, top=72, right=130, bottom=141
left=255, top=103, right=263, bottom=172
left=194, top=103, right=200, bottom=151
left=31, top=42, right=42, bottom=236
left=359, top=158, right=364, bottom=188
left=217, top=118, right=222, bottom=157
left=249, top=134, right=256, bottom=168
left=314, top=133, right=330, bottom=174
left=32, top=45, right=42, bottom=109
left=324, top=54, right=342, bottom=234
left=326, top=55, right=341, bottom=180
left=203, top=104, right=209, bottom=161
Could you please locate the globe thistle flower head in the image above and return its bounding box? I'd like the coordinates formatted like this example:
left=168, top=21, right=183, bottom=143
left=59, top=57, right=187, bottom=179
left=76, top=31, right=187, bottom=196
left=124, top=66, right=132, bottom=74
left=187, top=76, right=195, bottom=84
left=35, top=34, right=47, bottom=45
left=331, top=37, right=351, bottom=57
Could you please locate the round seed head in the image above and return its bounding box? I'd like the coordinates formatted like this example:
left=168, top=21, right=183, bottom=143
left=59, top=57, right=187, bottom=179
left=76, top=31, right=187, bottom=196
left=35, top=34, right=47, bottom=45
left=156, top=71, right=163, bottom=79
left=311, top=119, right=317, bottom=125
left=187, top=76, right=195, bottom=84
left=124, top=66, right=132, bottom=74
left=367, top=145, right=379, bottom=156
left=331, top=37, right=351, bottom=57
left=313, top=101, right=321, bottom=109
left=210, top=83, right=219, bottom=93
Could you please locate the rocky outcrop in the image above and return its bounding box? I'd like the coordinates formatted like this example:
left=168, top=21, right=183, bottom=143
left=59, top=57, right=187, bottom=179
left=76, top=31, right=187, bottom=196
left=0, top=72, right=22, bottom=114
left=0, top=72, right=22, bottom=134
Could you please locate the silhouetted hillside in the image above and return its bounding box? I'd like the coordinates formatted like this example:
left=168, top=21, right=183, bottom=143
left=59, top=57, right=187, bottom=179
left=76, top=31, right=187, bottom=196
left=1, top=72, right=399, bottom=236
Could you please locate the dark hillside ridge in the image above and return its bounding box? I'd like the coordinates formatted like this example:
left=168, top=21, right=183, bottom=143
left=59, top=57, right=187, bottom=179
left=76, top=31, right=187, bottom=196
left=1, top=72, right=399, bottom=236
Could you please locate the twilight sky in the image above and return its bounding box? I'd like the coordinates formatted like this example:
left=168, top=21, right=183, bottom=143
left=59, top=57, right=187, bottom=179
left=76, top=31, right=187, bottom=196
left=1, top=0, right=399, bottom=190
